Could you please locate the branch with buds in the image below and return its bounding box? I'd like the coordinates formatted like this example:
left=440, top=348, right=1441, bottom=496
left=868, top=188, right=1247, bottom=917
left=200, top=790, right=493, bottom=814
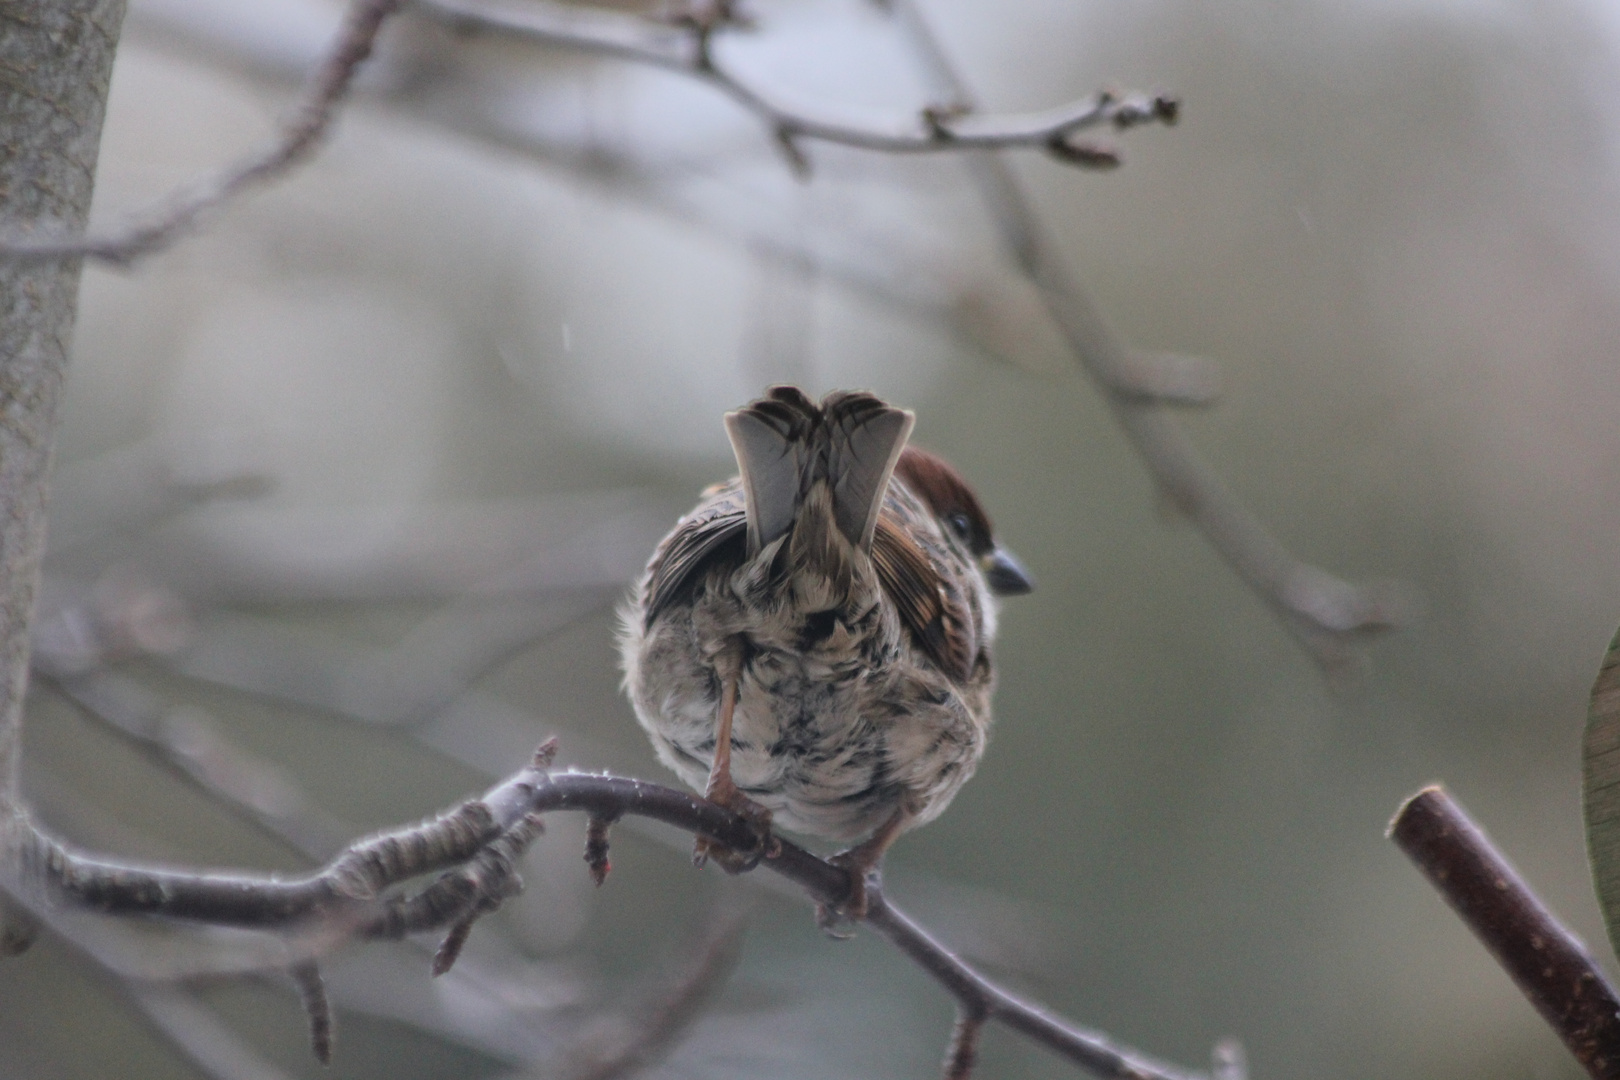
left=1, top=5, right=1219, bottom=1077
left=410, top=0, right=1411, bottom=669
left=411, top=0, right=1175, bottom=175
left=0, top=0, right=1406, bottom=671
left=5, top=740, right=1232, bottom=1080
left=0, top=0, right=1172, bottom=267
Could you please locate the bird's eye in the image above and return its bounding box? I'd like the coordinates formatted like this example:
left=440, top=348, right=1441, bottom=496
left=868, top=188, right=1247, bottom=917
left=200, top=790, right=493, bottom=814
left=948, top=513, right=972, bottom=539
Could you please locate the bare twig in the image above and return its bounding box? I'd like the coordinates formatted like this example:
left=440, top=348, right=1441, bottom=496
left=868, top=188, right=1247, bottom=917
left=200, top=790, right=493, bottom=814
left=10, top=753, right=1212, bottom=1080
left=14, top=0, right=1402, bottom=675
left=410, top=0, right=1173, bottom=170
left=885, top=0, right=1408, bottom=673
left=863, top=880, right=1203, bottom=1080
left=0, top=0, right=1172, bottom=268
left=585, top=814, right=616, bottom=887
left=289, top=961, right=334, bottom=1064
left=943, top=1007, right=987, bottom=1080
left=403, top=801, right=548, bottom=972
left=23, top=755, right=593, bottom=1071
left=4, top=742, right=557, bottom=932
left=0, top=0, right=403, bottom=266
left=1389, top=785, right=1620, bottom=1079
left=415, top=810, right=542, bottom=974
left=405, top=0, right=1406, bottom=672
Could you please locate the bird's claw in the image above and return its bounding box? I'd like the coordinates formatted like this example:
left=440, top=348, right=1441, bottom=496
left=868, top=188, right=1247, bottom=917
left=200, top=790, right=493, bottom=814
left=693, top=775, right=776, bottom=874
left=814, top=850, right=873, bottom=936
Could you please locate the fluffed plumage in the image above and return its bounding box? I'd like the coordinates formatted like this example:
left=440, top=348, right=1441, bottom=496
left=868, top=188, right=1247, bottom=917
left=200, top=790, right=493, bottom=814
left=619, top=387, right=1030, bottom=857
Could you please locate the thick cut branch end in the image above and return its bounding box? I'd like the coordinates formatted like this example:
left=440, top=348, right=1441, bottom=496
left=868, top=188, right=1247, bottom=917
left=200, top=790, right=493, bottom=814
left=1391, top=785, right=1620, bottom=1080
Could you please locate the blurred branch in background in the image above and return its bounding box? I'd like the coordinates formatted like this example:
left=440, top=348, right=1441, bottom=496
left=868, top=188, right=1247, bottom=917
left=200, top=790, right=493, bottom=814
left=7, top=421, right=1218, bottom=1080
left=882, top=0, right=1409, bottom=673
left=0, top=0, right=1472, bottom=1076
left=404, top=0, right=1176, bottom=174
left=0, top=0, right=1405, bottom=671
left=0, top=0, right=405, bottom=267
left=0, top=0, right=1169, bottom=265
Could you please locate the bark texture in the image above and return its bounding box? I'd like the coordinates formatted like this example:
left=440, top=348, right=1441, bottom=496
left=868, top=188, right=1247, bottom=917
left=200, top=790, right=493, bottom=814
left=0, top=0, right=128, bottom=947
left=0, top=0, right=127, bottom=807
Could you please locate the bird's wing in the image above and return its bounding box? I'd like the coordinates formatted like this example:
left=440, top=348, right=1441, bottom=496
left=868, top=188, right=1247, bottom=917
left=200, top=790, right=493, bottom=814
left=642, top=485, right=748, bottom=627
left=871, top=515, right=975, bottom=683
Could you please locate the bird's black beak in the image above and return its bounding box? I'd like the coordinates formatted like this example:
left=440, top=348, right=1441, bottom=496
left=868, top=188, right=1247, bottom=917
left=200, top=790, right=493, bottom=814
left=981, top=548, right=1033, bottom=596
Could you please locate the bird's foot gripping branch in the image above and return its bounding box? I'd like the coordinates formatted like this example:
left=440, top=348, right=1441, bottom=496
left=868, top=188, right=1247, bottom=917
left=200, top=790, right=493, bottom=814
left=3, top=739, right=1235, bottom=1080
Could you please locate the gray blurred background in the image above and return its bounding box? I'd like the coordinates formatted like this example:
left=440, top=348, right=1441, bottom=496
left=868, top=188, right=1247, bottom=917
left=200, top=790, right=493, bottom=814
left=4, top=0, right=1620, bottom=1077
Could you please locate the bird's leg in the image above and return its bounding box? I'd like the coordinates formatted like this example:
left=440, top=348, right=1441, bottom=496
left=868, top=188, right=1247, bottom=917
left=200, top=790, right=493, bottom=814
left=693, top=664, right=775, bottom=872
left=817, top=804, right=912, bottom=931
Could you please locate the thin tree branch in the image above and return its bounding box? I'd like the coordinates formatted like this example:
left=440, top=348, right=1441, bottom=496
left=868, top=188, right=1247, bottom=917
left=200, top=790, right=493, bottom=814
left=1389, top=785, right=1620, bottom=1080
left=942, top=1007, right=987, bottom=1080
left=288, top=961, right=335, bottom=1065
left=0, top=0, right=1172, bottom=268
left=10, top=755, right=1212, bottom=1080
left=401, top=0, right=1414, bottom=671
left=884, top=0, right=1408, bottom=673
left=411, top=0, right=1174, bottom=165
left=21, top=753, right=596, bottom=1070
left=0, top=0, right=403, bottom=266
left=864, top=882, right=1203, bottom=1080
left=8, top=0, right=1397, bottom=675
left=4, top=741, right=558, bottom=929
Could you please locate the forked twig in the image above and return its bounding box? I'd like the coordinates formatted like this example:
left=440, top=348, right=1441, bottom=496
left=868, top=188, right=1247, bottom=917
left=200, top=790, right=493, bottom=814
left=5, top=0, right=1401, bottom=671
left=6, top=755, right=1214, bottom=1080
left=0, top=0, right=1170, bottom=268
left=411, top=0, right=1173, bottom=171
left=5, top=741, right=557, bottom=932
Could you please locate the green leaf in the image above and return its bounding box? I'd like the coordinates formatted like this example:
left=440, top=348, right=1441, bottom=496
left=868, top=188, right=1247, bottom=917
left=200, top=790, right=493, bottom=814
left=1583, top=625, right=1620, bottom=961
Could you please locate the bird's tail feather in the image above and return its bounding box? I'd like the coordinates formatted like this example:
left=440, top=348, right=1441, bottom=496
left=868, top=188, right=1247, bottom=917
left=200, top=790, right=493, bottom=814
left=724, top=387, right=914, bottom=556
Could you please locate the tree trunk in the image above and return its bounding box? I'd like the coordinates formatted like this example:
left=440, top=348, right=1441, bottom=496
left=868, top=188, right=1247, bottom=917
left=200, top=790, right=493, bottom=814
left=0, top=0, right=129, bottom=946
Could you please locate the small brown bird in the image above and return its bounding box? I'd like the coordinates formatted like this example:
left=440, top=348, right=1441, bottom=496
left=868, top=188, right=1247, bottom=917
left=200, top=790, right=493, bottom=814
left=619, top=387, right=1030, bottom=919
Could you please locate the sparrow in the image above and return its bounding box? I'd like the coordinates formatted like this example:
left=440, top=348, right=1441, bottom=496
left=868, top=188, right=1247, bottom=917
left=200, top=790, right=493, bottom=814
left=619, top=386, right=1031, bottom=920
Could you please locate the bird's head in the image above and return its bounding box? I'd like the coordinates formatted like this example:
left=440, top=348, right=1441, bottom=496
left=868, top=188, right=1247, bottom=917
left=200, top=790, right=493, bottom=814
left=892, top=446, right=1033, bottom=596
